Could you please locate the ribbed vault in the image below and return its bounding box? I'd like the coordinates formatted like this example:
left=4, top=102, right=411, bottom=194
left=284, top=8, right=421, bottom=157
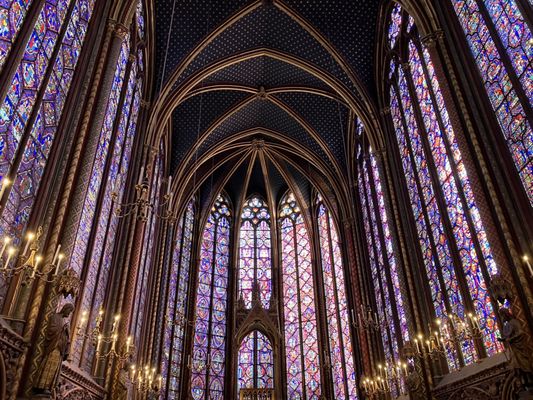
left=151, top=0, right=383, bottom=218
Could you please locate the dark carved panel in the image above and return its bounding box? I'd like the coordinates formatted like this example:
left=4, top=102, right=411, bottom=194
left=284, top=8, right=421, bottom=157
left=432, top=353, right=525, bottom=400
left=0, top=318, right=26, bottom=400
left=56, top=363, right=105, bottom=400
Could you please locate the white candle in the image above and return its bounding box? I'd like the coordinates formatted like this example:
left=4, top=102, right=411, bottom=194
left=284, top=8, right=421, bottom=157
left=52, top=244, right=61, bottom=265
left=414, top=338, right=420, bottom=353
left=138, top=166, right=145, bottom=186
left=0, top=177, right=10, bottom=200
left=31, top=255, right=42, bottom=278
left=523, top=256, right=533, bottom=276
left=54, top=254, right=63, bottom=275
left=4, top=247, right=14, bottom=268
left=0, top=236, right=10, bottom=259
left=96, top=335, right=102, bottom=354
left=22, top=232, right=34, bottom=257
left=167, top=175, right=172, bottom=196
left=111, top=334, right=117, bottom=352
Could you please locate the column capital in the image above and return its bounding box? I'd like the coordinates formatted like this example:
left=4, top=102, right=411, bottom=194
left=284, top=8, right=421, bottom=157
left=421, top=30, right=445, bottom=48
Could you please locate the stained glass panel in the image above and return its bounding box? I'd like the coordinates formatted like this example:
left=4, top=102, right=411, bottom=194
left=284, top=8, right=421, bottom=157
left=238, top=196, right=271, bottom=309
left=191, top=194, right=230, bottom=400
left=163, top=201, right=194, bottom=397
left=451, top=0, right=533, bottom=204
left=280, top=193, right=321, bottom=400
left=0, top=0, right=34, bottom=71
left=237, top=331, right=274, bottom=391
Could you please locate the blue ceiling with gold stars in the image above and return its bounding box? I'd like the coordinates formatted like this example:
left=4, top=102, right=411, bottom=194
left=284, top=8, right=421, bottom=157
left=156, top=0, right=381, bottom=200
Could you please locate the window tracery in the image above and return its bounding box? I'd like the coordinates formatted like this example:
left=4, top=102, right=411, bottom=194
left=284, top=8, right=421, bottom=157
left=191, top=194, right=231, bottom=400
left=238, top=196, right=271, bottom=309
left=279, top=192, right=321, bottom=400
left=237, top=330, right=274, bottom=390
left=162, top=200, right=195, bottom=397
left=316, top=195, right=358, bottom=399
left=355, top=119, right=408, bottom=395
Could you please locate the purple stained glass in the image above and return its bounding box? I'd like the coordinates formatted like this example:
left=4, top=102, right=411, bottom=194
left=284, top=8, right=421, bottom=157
left=390, top=63, right=471, bottom=368
left=136, top=0, right=144, bottom=38
left=317, top=200, right=358, bottom=399
left=388, top=2, right=402, bottom=48
left=0, top=0, right=34, bottom=71
left=451, top=0, right=533, bottom=204
left=280, top=192, right=321, bottom=400
left=191, top=194, right=230, bottom=400
left=409, top=39, right=501, bottom=355
left=238, top=196, right=271, bottom=309
left=162, top=200, right=194, bottom=397
left=237, top=331, right=274, bottom=391
left=76, top=62, right=141, bottom=370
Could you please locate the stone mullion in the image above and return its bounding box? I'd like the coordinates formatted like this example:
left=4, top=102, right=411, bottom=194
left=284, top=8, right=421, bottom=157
left=274, top=218, right=287, bottom=400
left=424, top=30, right=533, bottom=333
left=381, top=106, right=434, bottom=396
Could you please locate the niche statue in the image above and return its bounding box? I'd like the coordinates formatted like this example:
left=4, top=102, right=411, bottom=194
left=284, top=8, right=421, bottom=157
left=32, top=303, right=75, bottom=396
left=498, top=307, right=533, bottom=387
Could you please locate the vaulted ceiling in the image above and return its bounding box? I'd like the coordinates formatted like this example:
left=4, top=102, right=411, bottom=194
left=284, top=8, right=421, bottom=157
left=153, top=0, right=383, bottom=215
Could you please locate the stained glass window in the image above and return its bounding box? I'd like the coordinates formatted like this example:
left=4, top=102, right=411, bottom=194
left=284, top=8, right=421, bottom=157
left=387, top=8, right=502, bottom=369
left=451, top=0, right=532, bottom=204
left=67, top=35, right=147, bottom=369
left=162, top=200, right=195, bottom=397
left=191, top=194, right=231, bottom=400
left=237, top=331, right=274, bottom=391
left=0, top=0, right=34, bottom=71
left=238, top=196, right=271, bottom=309
left=316, top=196, right=358, bottom=399
left=355, top=120, right=408, bottom=395
left=0, top=0, right=95, bottom=304
left=279, top=192, right=321, bottom=400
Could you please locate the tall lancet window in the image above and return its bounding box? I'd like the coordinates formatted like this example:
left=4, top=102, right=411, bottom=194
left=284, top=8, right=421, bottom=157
left=355, top=119, right=409, bottom=395
left=316, top=195, right=357, bottom=399
left=238, top=196, right=272, bottom=308
left=279, top=192, right=321, bottom=400
left=387, top=4, right=502, bottom=369
left=0, top=0, right=96, bottom=304
left=237, top=330, right=274, bottom=390
left=162, top=200, right=195, bottom=397
left=450, top=0, right=532, bottom=204
left=191, top=194, right=231, bottom=400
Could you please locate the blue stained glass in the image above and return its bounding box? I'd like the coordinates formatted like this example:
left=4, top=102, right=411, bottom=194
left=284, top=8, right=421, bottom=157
left=191, top=194, right=230, bottom=400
